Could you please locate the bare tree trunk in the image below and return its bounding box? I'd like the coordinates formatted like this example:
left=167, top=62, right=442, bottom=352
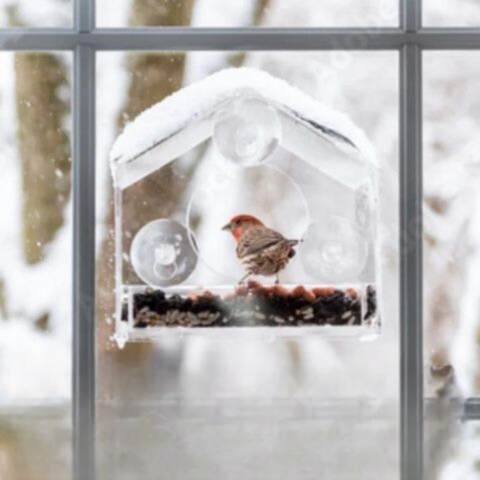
left=14, top=53, right=71, bottom=265
left=253, top=0, right=271, bottom=24
left=129, top=0, right=194, bottom=27
left=96, top=0, right=270, bottom=408
left=96, top=0, right=195, bottom=404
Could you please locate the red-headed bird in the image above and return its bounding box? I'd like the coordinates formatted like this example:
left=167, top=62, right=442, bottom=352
left=222, top=214, right=299, bottom=284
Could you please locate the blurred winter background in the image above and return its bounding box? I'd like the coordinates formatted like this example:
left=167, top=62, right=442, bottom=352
left=0, top=0, right=479, bottom=479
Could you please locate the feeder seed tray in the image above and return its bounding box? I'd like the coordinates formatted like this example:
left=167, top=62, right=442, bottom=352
left=121, top=281, right=377, bottom=330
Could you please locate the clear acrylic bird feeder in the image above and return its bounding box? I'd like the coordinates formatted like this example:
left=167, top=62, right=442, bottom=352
left=110, top=68, right=380, bottom=345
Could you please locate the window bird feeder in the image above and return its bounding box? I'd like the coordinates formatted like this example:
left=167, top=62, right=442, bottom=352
left=110, top=68, right=380, bottom=346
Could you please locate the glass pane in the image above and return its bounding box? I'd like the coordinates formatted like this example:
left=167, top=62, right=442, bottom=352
left=97, top=51, right=399, bottom=479
left=424, top=52, right=480, bottom=478
left=0, top=0, right=71, bottom=28
left=425, top=406, right=480, bottom=480
left=424, top=0, right=480, bottom=26
left=97, top=0, right=398, bottom=27
left=0, top=53, right=72, bottom=478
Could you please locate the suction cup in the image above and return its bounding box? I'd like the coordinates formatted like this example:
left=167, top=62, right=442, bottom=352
left=214, top=95, right=281, bottom=168
left=301, top=216, right=368, bottom=283
left=130, top=219, right=198, bottom=287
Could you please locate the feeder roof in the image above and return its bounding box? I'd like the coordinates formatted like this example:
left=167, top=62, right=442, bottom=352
left=110, top=67, right=377, bottom=189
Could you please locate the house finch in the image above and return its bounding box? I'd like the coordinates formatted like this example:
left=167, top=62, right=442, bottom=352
left=222, top=214, right=299, bottom=284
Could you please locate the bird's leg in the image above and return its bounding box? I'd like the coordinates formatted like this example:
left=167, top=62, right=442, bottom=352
left=275, top=274, right=280, bottom=285
left=238, top=273, right=251, bottom=286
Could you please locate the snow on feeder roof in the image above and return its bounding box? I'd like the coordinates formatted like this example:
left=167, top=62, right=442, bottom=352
left=110, top=68, right=377, bottom=190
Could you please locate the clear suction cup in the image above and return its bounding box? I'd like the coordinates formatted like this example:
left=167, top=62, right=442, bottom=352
left=301, top=216, right=369, bottom=283
left=213, top=95, right=281, bottom=168
left=130, top=219, right=198, bottom=287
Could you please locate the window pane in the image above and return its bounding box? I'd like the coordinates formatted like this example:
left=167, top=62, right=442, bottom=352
left=424, top=52, right=480, bottom=478
left=97, top=0, right=398, bottom=27
left=424, top=0, right=480, bottom=26
left=425, top=407, right=480, bottom=480
left=0, top=0, right=71, bottom=28
left=97, top=50, right=399, bottom=479
left=0, top=52, right=72, bottom=479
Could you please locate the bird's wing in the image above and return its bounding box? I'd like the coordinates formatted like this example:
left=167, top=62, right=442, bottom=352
left=237, top=227, right=285, bottom=258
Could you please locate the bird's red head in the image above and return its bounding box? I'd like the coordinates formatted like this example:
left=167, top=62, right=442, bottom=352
left=222, top=214, right=264, bottom=242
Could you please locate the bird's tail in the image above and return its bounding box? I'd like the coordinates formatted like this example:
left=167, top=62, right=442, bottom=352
left=288, top=239, right=301, bottom=247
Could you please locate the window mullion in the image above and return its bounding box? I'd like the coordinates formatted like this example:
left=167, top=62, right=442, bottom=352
left=400, top=42, right=424, bottom=480
left=401, top=0, right=422, bottom=32
left=2, top=29, right=480, bottom=51
left=73, top=1, right=96, bottom=480
left=74, top=0, right=95, bottom=32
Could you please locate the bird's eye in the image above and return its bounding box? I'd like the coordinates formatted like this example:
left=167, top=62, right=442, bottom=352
left=235, top=220, right=241, bottom=226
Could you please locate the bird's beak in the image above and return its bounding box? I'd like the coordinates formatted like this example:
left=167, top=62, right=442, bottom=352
left=222, top=222, right=232, bottom=232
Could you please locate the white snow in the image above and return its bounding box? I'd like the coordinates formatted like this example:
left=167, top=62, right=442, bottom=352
left=95, top=0, right=131, bottom=28
left=110, top=67, right=376, bottom=179
left=191, top=0, right=257, bottom=27
left=423, top=0, right=480, bottom=27
left=0, top=0, right=71, bottom=27
left=0, top=321, right=70, bottom=402
left=266, top=0, right=397, bottom=27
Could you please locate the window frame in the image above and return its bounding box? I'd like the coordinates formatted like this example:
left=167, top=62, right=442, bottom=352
left=1, top=0, right=480, bottom=478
